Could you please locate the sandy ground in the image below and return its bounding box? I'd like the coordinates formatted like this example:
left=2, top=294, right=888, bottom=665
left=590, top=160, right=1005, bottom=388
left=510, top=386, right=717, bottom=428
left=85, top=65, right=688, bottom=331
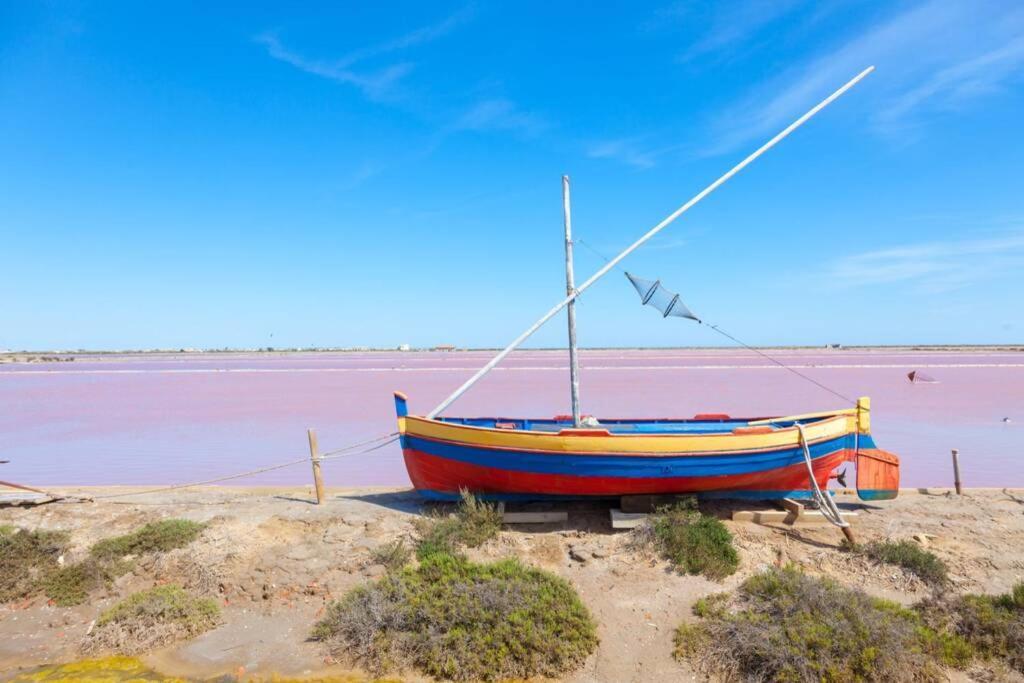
left=2, top=486, right=1024, bottom=681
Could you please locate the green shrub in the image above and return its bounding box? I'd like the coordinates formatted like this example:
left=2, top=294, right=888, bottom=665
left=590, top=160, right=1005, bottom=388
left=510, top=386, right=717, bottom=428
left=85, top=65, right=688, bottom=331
left=90, top=519, right=205, bottom=561
left=83, top=585, right=220, bottom=655
left=0, top=527, right=70, bottom=603
left=858, top=539, right=948, bottom=586
left=371, top=539, right=412, bottom=573
left=675, top=566, right=952, bottom=681
left=919, top=582, right=1024, bottom=673
left=312, top=552, right=598, bottom=681
left=639, top=499, right=739, bottom=580
left=413, top=489, right=502, bottom=560
left=41, top=559, right=122, bottom=607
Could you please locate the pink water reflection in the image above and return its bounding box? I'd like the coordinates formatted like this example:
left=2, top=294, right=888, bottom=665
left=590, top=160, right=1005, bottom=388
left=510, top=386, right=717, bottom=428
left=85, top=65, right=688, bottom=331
left=2, top=350, right=1021, bottom=488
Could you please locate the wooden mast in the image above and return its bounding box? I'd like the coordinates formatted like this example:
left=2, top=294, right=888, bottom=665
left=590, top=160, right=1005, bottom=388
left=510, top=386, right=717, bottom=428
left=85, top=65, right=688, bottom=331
left=562, top=175, right=581, bottom=427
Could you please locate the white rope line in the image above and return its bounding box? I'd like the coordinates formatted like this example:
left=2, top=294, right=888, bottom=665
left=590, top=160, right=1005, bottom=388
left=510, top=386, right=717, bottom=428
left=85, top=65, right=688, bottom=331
left=320, top=432, right=399, bottom=458
left=319, top=434, right=399, bottom=461
left=90, top=432, right=400, bottom=500
left=796, top=423, right=849, bottom=529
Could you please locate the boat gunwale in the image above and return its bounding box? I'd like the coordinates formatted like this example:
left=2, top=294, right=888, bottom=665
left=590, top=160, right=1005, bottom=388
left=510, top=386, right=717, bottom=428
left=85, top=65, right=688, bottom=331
left=400, top=412, right=856, bottom=455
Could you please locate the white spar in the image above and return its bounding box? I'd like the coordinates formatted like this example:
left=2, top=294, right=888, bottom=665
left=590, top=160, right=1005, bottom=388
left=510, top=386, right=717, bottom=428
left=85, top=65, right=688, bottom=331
left=426, top=66, right=875, bottom=419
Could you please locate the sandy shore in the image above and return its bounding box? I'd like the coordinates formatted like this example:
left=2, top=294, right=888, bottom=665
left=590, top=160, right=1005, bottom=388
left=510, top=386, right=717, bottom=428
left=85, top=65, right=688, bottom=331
left=2, top=486, right=1024, bottom=681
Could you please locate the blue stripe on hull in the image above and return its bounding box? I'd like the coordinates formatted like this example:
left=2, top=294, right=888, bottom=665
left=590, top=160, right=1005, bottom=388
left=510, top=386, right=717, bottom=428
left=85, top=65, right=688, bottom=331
left=403, top=433, right=852, bottom=479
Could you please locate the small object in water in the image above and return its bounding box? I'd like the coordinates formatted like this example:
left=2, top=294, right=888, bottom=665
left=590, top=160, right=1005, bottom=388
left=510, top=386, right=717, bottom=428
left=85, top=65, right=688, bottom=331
left=1003, top=417, right=1012, bottom=423
left=907, top=370, right=939, bottom=383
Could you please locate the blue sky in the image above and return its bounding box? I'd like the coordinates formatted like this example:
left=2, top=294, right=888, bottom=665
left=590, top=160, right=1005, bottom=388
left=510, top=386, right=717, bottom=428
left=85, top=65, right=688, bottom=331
left=2, top=1, right=1023, bottom=350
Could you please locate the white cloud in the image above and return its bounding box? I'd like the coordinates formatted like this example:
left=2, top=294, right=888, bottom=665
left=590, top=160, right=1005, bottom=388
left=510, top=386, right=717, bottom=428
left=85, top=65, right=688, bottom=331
left=829, top=233, right=1024, bottom=292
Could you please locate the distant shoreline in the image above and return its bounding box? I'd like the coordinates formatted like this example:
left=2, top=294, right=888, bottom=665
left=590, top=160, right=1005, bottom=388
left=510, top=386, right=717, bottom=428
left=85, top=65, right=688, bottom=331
left=3, top=344, right=1023, bottom=359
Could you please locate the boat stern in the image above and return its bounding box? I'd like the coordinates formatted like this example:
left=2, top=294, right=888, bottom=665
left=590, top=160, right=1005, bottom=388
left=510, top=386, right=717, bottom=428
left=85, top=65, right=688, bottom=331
left=854, top=397, right=900, bottom=500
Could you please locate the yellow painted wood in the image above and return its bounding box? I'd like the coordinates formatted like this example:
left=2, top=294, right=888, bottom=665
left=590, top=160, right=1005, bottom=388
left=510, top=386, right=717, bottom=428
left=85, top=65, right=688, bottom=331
left=400, top=412, right=855, bottom=455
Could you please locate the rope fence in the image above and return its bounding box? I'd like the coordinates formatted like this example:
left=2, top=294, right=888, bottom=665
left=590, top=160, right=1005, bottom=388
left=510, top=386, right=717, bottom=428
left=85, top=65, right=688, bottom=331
left=1, top=431, right=401, bottom=505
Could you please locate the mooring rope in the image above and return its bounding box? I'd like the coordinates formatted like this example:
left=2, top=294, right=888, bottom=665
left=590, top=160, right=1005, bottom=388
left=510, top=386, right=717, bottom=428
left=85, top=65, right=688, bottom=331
left=796, top=423, right=849, bottom=529
left=88, top=432, right=400, bottom=500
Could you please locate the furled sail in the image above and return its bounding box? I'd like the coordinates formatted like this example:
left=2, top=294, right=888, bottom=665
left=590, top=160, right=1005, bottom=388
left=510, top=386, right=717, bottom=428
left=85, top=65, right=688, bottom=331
left=625, top=272, right=700, bottom=322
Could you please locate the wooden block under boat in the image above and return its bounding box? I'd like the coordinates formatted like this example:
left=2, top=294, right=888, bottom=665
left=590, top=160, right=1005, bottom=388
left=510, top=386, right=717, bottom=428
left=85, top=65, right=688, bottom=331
left=732, top=508, right=859, bottom=526
left=502, top=511, right=568, bottom=524
left=610, top=508, right=649, bottom=529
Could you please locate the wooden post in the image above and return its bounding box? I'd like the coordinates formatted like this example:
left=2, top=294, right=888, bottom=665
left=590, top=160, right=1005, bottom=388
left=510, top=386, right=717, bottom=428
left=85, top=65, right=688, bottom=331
left=308, top=428, right=324, bottom=505
left=562, top=175, right=581, bottom=427
left=951, top=448, right=962, bottom=495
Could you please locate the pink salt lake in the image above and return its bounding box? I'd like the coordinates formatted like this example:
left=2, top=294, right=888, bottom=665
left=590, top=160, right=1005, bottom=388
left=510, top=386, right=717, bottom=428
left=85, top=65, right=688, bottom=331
left=2, top=349, right=1021, bottom=489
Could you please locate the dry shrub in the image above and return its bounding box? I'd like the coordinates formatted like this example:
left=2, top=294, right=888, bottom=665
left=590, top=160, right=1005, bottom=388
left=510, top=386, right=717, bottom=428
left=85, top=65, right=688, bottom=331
left=312, top=552, right=597, bottom=681
left=82, top=584, right=220, bottom=655
left=634, top=499, right=739, bottom=580
left=371, top=539, right=412, bottom=573
left=675, top=566, right=956, bottom=682
left=413, top=489, right=502, bottom=559
left=0, top=527, right=70, bottom=603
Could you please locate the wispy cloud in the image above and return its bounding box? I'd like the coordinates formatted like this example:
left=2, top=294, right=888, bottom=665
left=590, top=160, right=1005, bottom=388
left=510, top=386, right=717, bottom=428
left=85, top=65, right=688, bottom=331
left=878, top=35, right=1024, bottom=126
left=450, top=98, right=547, bottom=137
left=255, top=33, right=410, bottom=100
left=674, top=0, right=805, bottom=63
left=829, top=232, right=1024, bottom=292
left=700, top=1, right=1024, bottom=155
left=586, top=138, right=661, bottom=169
left=255, top=7, right=473, bottom=101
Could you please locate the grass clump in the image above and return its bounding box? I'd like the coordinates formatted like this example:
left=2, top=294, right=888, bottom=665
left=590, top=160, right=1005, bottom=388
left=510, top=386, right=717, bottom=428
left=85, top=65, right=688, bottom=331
left=674, top=566, right=961, bottom=682
left=857, top=539, right=948, bottom=586
left=312, top=552, right=598, bottom=681
left=637, top=499, right=739, bottom=580
left=0, top=527, right=70, bottom=603
left=371, top=539, right=412, bottom=573
left=413, top=489, right=502, bottom=560
left=90, top=519, right=205, bottom=561
left=82, top=585, right=220, bottom=655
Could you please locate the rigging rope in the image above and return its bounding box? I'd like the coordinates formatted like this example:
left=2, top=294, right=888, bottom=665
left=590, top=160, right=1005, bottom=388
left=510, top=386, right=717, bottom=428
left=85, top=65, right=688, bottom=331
left=703, top=324, right=858, bottom=406
left=577, top=236, right=861, bottom=410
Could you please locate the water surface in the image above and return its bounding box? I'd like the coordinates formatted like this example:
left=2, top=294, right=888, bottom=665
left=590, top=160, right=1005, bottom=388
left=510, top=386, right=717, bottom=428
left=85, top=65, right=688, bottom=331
left=2, top=349, right=1020, bottom=488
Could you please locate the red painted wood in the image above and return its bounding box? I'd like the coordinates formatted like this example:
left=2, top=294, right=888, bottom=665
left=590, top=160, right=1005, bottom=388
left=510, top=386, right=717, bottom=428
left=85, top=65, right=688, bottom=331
left=402, top=447, right=847, bottom=496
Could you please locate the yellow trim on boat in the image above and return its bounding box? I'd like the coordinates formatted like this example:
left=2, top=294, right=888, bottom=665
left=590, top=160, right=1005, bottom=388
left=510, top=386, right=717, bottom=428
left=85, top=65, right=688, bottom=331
left=856, top=396, right=871, bottom=434
left=401, top=412, right=856, bottom=454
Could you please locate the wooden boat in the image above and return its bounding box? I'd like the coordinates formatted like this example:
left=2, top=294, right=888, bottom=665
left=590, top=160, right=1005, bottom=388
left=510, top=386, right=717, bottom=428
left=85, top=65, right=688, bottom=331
left=394, top=67, right=899, bottom=507
left=395, top=393, right=899, bottom=502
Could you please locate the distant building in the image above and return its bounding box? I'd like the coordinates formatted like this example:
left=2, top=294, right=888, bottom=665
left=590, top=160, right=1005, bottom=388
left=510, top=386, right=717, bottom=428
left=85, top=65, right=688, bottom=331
left=432, top=344, right=456, bottom=352
left=398, top=344, right=411, bottom=352
left=825, top=343, right=843, bottom=349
